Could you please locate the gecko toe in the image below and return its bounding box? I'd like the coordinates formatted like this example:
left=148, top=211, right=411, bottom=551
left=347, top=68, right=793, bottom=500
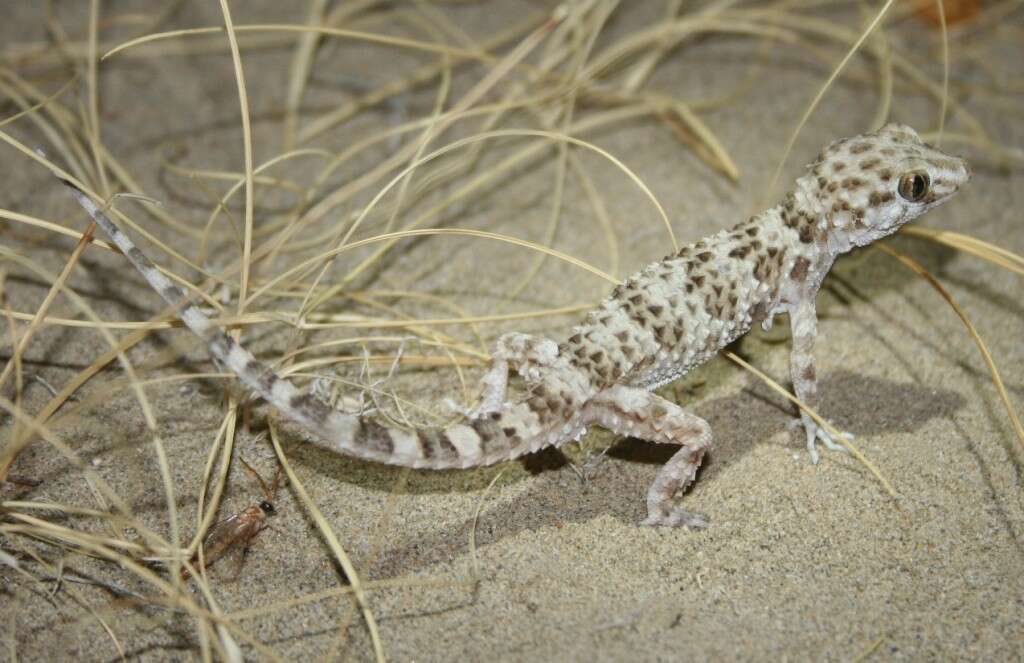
left=642, top=507, right=709, bottom=530
left=816, top=427, right=853, bottom=453
left=796, top=416, right=852, bottom=463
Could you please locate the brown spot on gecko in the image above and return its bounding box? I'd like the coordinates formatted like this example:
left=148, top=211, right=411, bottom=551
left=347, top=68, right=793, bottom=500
left=790, top=257, right=811, bottom=282
left=653, top=325, right=671, bottom=344
left=437, top=432, right=457, bottom=455
left=290, top=392, right=332, bottom=422
left=357, top=420, right=394, bottom=455
left=245, top=358, right=277, bottom=394
left=869, top=191, right=895, bottom=207
left=750, top=300, right=771, bottom=324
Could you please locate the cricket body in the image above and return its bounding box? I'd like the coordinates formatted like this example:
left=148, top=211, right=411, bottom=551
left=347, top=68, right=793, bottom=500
left=182, top=459, right=279, bottom=580
left=67, top=123, right=969, bottom=528
left=182, top=500, right=274, bottom=580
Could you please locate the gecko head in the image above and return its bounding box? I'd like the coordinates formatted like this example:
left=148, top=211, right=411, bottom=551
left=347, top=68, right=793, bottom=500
left=806, top=123, right=970, bottom=248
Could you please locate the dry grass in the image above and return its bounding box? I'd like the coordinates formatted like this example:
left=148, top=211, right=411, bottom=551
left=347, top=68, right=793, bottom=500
left=0, top=1, right=1020, bottom=660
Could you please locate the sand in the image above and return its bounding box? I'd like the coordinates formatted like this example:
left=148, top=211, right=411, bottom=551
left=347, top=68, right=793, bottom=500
left=1, top=1, right=1021, bottom=660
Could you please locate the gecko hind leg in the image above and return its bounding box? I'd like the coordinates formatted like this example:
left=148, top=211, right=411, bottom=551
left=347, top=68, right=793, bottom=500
left=472, top=332, right=559, bottom=416
left=584, top=385, right=712, bottom=529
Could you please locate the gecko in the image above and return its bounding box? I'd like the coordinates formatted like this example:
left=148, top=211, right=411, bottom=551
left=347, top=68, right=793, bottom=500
left=63, top=123, right=969, bottom=528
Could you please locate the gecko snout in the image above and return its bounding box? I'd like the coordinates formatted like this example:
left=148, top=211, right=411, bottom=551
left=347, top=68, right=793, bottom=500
left=961, top=157, right=972, bottom=183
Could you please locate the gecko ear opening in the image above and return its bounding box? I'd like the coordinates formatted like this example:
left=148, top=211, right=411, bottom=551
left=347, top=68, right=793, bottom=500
left=897, top=171, right=930, bottom=202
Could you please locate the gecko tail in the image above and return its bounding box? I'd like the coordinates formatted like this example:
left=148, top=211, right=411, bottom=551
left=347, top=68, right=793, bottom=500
left=63, top=182, right=540, bottom=470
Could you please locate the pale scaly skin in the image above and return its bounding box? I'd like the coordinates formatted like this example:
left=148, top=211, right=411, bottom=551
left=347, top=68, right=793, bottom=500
left=66, top=123, right=969, bottom=528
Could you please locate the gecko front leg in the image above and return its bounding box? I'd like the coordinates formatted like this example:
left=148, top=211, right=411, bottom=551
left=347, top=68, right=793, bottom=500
left=788, top=298, right=851, bottom=464
left=584, top=385, right=712, bottom=529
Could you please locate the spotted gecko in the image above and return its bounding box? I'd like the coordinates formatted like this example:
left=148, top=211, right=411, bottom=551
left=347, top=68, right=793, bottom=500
left=64, top=123, right=969, bottom=528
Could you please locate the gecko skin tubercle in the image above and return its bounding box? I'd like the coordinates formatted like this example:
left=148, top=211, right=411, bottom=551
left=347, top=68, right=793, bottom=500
left=66, top=123, right=969, bottom=528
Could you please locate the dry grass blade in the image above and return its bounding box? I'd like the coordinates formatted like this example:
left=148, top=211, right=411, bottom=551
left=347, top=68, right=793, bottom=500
left=298, top=8, right=565, bottom=318
left=661, top=101, right=740, bottom=182
left=933, top=0, right=950, bottom=144
left=102, top=23, right=503, bottom=63
left=0, top=73, right=77, bottom=130
left=876, top=244, right=1024, bottom=458
left=2, top=2, right=1017, bottom=658
left=217, top=0, right=255, bottom=315
left=0, top=252, right=184, bottom=581
left=900, top=226, right=1024, bottom=276
left=86, top=0, right=110, bottom=197
left=470, top=469, right=506, bottom=582
left=247, top=226, right=619, bottom=309
left=323, top=127, right=675, bottom=291
left=724, top=352, right=898, bottom=499
left=266, top=420, right=386, bottom=663
left=766, top=0, right=898, bottom=198
left=281, top=0, right=329, bottom=150
left=0, top=222, right=95, bottom=393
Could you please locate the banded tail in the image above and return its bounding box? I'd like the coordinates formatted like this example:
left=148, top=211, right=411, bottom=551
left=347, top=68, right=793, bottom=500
left=64, top=182, right=570, bottom=470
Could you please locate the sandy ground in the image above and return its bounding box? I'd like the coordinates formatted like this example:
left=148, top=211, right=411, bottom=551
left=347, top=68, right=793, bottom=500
left=1, top=2, right=1022, bottom=661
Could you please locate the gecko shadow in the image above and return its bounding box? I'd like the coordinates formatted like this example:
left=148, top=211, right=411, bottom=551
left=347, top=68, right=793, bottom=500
left=329, top=370, right=964, bottom=581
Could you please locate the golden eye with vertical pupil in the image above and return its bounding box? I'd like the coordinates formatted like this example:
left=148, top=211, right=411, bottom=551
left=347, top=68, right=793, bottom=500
left=898, top=171, right=930, bottom=202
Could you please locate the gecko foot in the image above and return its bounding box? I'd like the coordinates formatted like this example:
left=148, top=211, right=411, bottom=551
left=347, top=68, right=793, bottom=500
left=792, top=417, right=853, bottom=464
left=641, top=507, right=709, bottom=530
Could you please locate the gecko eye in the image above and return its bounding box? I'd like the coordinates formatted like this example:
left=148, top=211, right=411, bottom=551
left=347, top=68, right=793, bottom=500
left=897, top=171, right=930, bottom=202
left=259, top=500, right=275, bottom=515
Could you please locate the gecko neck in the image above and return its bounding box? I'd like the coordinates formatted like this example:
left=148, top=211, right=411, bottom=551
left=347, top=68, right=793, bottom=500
left=772, top=174, right=844, bottom=293
left=792, top=172, right=859, bottom=256
left=793, top=173, right=842, bottom=250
